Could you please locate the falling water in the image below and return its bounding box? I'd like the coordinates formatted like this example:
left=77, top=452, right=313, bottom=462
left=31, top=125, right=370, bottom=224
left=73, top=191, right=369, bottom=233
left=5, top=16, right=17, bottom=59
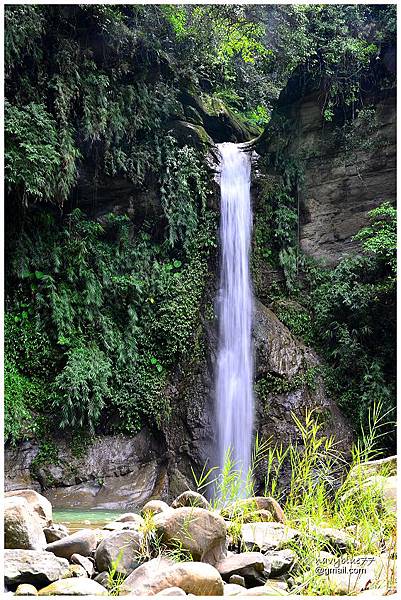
left=216, top=142, right=254, bottom=493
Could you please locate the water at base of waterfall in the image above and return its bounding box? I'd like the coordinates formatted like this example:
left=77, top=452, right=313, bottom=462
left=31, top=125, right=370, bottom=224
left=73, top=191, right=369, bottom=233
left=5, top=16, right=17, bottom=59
left=215, top=142, right=254, bottom=497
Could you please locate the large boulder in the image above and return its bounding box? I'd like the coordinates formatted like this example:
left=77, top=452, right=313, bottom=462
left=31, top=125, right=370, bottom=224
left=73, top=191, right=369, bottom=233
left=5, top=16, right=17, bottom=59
left=121, top=557, right=224, bottom=596
left=5, top=497, right=47, bottom=550
left=5, top=490, right=52, bottom=527
left=154, top=507, right=227, bottom=563
left=142, top=500, right=172, bottom=517
left=310, top=525, right=358, bottom=553
left=38, top=578, right=108, bottom=596
left=4, top=549, right=69, bottom=588
left=172, top=490, right=211, bottom=510
left=216, top=552, right=271, bottom=587
left=95, top=530, right=143, bottom=575
left=241, top=522, right=299, bottom=552
left=45, top=529, right=97, bottom=559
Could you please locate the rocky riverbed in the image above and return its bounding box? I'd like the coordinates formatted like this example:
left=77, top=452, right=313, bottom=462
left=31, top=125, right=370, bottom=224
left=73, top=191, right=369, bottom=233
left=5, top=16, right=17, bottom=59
left=4, top=458, right=397, bottom=597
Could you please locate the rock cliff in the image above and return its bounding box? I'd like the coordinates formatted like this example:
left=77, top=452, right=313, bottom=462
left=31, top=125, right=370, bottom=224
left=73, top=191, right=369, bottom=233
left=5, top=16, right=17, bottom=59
left=257, top=61, right=396, bottom=265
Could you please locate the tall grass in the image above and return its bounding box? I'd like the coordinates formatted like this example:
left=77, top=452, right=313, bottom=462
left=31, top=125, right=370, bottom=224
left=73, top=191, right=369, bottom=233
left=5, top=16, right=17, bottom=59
left=190, top=402, right=396, bottom=594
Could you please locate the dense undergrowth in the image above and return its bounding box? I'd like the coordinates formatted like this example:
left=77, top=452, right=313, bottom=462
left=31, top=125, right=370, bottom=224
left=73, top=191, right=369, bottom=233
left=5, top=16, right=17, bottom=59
left=4, top=4, right=396, bottom=449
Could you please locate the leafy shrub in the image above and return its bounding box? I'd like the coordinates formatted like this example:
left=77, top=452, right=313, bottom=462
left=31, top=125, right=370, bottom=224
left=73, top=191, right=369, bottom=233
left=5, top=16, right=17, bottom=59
left=5, top=102, right=68, bottom=202
left=52, top=344, right=112, bottom=432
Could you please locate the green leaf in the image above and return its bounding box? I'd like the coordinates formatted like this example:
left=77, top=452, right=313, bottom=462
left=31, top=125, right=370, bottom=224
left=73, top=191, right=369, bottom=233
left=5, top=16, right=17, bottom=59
left=35, top=271, right=45, bottom=280
left=173, top=260, right=182, bottom=268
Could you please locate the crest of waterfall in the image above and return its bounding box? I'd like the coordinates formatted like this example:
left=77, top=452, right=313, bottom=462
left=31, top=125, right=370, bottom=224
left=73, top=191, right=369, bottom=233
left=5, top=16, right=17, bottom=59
left=216, top=142, right=254, bottom=495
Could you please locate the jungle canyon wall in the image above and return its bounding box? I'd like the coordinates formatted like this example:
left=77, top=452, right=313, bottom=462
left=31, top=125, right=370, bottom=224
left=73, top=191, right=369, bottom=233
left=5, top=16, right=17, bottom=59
left=5, top=61, right=395, bottom=508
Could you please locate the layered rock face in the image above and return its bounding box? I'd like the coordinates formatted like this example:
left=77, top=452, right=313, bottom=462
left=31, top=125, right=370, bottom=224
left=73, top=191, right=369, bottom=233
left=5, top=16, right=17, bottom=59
left=258, top=77, right=396, bottom=265
left=296, top=95, right=394, bottom=264
left=5, top=429, right=168, bottom=508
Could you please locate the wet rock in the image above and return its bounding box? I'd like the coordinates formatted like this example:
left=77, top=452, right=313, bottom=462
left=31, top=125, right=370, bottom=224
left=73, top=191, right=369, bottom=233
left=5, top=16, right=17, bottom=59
left=44, top=524, right=69, bottom=544
left=38, top=578, right=108, bottom=596
left=95, top=530, right=143, bottom=575
left=5, top=490, right=53, bottom=527
left=121, top=558, right=224, bottom=596
left=4, top=430, right=166, bottom=509
left=265, top=549, right=297, bottom=576
left=168, top=120, right=214, bottom=150
left=5, top=497, right=47, bottom=550
left=70, top=553, right=94, bottom=577
left=172, top=491, right=211, bottom=510
left=4, top=549, right=69, bottom=587
left=142, top=500, right=172, bottom=516
left=45, top=529, right=97, bottom=559
left=216, top=552, right=271, bottom=587
left=15, top=584, right=38, bottom=596
left=241, top=522, right=299, bottom=552
left=155, top=507, right=227, bottom=562
left=156, top=587, right=187, bottom=596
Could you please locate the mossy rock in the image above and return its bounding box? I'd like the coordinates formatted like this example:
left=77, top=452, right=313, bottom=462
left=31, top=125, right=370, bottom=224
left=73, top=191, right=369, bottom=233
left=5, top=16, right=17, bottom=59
left=167, top=120, right=214, bottom=150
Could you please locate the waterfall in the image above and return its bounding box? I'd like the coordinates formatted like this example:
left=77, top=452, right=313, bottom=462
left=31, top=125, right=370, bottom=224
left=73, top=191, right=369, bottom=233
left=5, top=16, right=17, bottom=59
left=216, top=142, right=254, bottom=494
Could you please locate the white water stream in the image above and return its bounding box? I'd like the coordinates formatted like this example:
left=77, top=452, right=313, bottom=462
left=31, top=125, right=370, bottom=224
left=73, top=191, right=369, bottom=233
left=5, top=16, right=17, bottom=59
left=216, top=142, right=254, bottom=492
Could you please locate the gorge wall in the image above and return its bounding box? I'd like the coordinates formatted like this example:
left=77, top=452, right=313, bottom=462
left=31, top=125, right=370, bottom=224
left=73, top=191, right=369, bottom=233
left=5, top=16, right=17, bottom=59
left=5, top=72, right=395, bottom=508
left=257, top=59, right=396, bottom=265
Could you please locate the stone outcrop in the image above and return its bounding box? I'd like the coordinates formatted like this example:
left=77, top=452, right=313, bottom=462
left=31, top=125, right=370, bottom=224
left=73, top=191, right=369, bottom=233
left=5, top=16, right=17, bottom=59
left=5, top=428, right=168, bottom=508
left=4, top=296, right=353, bottom=502
left=241, top=522, right=300, bottom=552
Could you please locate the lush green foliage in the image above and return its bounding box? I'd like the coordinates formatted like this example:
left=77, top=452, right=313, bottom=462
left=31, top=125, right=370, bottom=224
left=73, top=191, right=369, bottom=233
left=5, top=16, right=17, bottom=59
left=4, top=4, right=396, bottom=452
left=5, top=136, right=215, bottom=440
left=266, top=203, right=396, bottom=444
